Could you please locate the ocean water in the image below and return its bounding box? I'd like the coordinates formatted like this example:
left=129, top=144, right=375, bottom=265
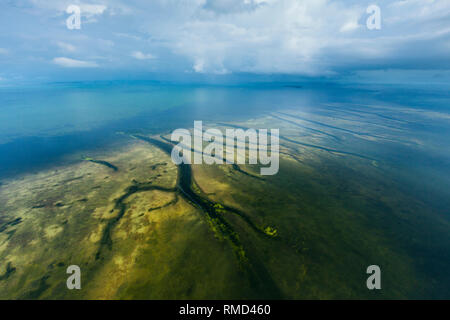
left=0, top=81, right=449, bottom=298
left=0, top=81, right=449, bottom=183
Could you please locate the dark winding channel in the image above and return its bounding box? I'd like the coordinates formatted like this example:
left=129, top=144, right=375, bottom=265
left=94, top=134, right=283, bottom=298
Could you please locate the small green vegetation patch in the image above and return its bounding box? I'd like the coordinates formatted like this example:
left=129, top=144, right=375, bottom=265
left=264, top=226, right=278, bottom=237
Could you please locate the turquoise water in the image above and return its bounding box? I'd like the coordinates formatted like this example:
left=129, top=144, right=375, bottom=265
left=0, top=81, right=449, bottom=187
left=0, top=81, right=449, bottom=298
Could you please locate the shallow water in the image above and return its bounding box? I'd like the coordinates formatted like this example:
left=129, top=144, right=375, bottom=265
left=0, top=81, right=449, bottom=298
left=1, top=81, right=449, bottom=179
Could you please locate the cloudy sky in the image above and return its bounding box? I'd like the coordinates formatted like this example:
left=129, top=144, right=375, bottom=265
left=0, top=0, right=449, bottom=83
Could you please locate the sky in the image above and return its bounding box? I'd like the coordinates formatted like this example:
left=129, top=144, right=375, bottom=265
left=0, top=0, right=449, bottom=84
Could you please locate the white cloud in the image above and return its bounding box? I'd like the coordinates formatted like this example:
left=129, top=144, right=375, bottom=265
left=340, top=21, right=361, bottom=33
left=203, top=0, right=270, bottom=14
left=165, top=0, right=363, bottom=74
left=193, top=59, right=205, bottom=73
left=156, top=0, right=450, bottom=74
left=30, top=1, right=106, bottom=14
left=4, top=0, right=450, bottom=76
left=57, top=42, right=76, bottom=52
left=79, top=4, right=107, bottom=16
left=131, top=51, right=156, bottom=60
left=53, top=57, right=98, bottom=68
left=114, top=33, right=142, bottom=41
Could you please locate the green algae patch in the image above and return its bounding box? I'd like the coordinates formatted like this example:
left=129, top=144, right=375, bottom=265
left=264, top=226, right=278, bottom=237
left=214, top=203, right=224, bottom=210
